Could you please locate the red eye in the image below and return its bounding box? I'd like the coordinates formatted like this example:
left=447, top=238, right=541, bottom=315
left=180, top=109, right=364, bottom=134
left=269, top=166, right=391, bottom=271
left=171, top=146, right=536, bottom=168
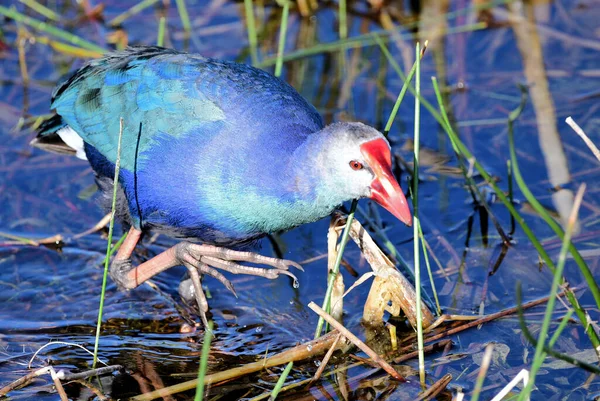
left=350, top=160, right=363, bottom=171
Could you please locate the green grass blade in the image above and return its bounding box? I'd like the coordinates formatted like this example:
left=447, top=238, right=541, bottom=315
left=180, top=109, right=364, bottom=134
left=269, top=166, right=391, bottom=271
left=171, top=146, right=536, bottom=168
left=412, top=42, right=426, bottom=386
left=195, top=321, right=214, bottom=401
left=274, top=0, right=290, bottom=78
left=157, top=16, right=166, bottom=46
left=419, top=224, right=441, bottom=315
left=0, top=5, right=105, bottom=53
left=258, top=0, right=509, bottom=69
left=518, top=185, right=586, bottom=400
left=507, top=160, right=516, bottom=234
left=269, top=361, right=293, bottom=400
left=175, top=0, right=192, bottom=35
left=432, top=77, right=510, bottom=245
left=19, top=0, right=61, bottom=22
left=517, top=286, right=600, bottom=375
left=244, top=0, right=259, bottom=65
left=92, top=118, right=124, bottom=368
left=377, top=36, right=447, bottom=129
left=506, top=88, right=600, bottom=311
left=108, top=0, right=160, bottom=26
left=374, top=37, right=437, bottom=307
left=548, top=309, right=574, bottom=348
left=0, top=232, right=38, bottom=246
left=258, top=22, right=486, bottom=68
left=102, top=232, right=127, bottom=266
left=375, top=35, right=427, bottom=136
left=430, top=79, right=600, bottom=350
left=339, top=0, right=347, bottom=40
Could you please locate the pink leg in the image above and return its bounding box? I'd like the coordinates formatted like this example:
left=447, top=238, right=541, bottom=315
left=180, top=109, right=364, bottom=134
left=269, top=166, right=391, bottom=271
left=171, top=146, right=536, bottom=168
left=109, top=227, right=302, bottom=326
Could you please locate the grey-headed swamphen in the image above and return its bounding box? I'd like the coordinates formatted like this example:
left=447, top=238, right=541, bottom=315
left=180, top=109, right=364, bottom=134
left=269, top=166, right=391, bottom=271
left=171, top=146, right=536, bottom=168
left=32, top=46, right=412, bottom=326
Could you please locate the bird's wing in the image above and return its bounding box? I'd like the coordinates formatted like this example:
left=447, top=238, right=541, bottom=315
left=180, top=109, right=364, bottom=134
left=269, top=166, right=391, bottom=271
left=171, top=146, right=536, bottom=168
left=50, top=46, right=323, bottom=172
left=51, top=47, right=221, bottom=171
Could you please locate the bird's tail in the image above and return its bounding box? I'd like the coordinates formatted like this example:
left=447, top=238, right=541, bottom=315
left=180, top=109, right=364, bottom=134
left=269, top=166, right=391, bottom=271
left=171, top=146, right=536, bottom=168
left=30, top=114, right=77, bottom=156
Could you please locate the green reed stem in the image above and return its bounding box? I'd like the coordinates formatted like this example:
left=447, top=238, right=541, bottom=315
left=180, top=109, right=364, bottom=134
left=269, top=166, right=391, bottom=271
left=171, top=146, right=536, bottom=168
left=269, top=361, right=293, bottom=400
left=0, top=232, right=38, bottom=246
left=419, top=224, right=441, bottom=315
left=19, top=0, right=60, bottom=21
left=157, top=16, right=166, bottom=46
left=93, top=118, right=124, bottom=368
left=258, top=22, right=486, bottom=68
left=432, top=77, right=510, bottom=245
left=339, top=0, right=347, bottom=40
left=274, top=0, right=290, bottom=78
left=0, top=5, right=104, bottom=53
left=549, top=309, right=574, bottom=348
left=258, top=0, right=512, bottom=68
left=517, top=185, right=587, bottom=399
left=430, top=79, right=600, bottom=351
left=412, top=42, right=425, bottom=386
left=507, top=160, right=515, bottom=234
left=373, top=37, right=437, bottom=309
left=359, top=39, right=441, bottom=309
left=195, top=321, right=214, bottom=401
left=506, top=89, right=600, bottom=350
left=517, top=297, right=600, bottom=375
left=506, top=88, right=600, bottom=311
left=102, top=232, right=127, bottom=266
left=376, top=35, right=427, bottom=136
left=175, top=0, right=192, bottom=35
left=109, top=0, right=160, bottom=26
left=377, top=36, right=447, bottom=129
left=244, top=0, right=259, bottom=65
left=517, top=286, right=600, bottom=375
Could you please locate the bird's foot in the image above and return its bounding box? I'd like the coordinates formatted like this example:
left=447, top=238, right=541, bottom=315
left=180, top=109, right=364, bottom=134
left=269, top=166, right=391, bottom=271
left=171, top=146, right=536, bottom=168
left=174, top=242, right=302, bottom=315
left=175, top=242, right=303, bottom=282
left=174, top=242, right=302, bottom=326
left=108, top=232, right=302, bottom=327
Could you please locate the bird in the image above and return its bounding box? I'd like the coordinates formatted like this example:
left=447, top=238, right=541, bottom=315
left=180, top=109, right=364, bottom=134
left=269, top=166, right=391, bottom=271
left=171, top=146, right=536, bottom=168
left=32, top=46, right=412, bottom=327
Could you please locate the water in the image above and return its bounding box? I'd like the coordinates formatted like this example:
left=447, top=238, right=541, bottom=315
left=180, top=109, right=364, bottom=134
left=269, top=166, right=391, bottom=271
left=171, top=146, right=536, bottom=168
left=1, top=0, right=600, bottom=399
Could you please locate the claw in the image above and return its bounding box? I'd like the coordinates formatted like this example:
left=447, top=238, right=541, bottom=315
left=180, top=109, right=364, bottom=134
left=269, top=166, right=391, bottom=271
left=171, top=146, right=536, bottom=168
left=278, top=270, right=299, bottom=281
left=219, top=276, right=237, bottom=297
left=285, top=260, right=304, bottom=272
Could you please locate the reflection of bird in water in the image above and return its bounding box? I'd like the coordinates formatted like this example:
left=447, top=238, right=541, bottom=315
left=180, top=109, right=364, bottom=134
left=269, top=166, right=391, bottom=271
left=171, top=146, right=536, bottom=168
left=32, top=46, right=412, bottom=326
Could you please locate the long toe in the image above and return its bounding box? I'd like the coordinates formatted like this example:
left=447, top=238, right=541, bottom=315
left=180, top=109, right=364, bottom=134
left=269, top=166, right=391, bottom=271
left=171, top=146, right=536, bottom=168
left=184, top=243, right=304, bottom=271
left=277, top=258, right=304, bottom=272
left=201, top=256, right=299, bottom=281
left=194, top=262, right=238, bottom=297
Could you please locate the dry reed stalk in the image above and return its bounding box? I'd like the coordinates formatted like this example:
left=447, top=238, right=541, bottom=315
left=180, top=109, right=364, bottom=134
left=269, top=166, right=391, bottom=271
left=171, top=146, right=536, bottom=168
left=308, top=301, right=405, bottom=381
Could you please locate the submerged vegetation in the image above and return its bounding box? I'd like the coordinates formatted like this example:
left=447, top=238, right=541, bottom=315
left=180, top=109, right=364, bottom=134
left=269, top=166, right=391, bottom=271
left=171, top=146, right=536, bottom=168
left=1, top=0, right=600, bottom=400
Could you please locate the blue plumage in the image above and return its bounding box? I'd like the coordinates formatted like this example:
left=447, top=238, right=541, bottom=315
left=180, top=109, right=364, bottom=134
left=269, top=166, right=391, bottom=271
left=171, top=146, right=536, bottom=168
left=34, top=47, right=413, bottom=321
left=34, top=47, right=411, bottom=247
left=37, top=47, right=341, bottom=244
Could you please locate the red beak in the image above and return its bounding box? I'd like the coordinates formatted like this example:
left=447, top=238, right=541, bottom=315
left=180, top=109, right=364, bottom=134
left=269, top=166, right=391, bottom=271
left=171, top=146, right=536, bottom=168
left=360, top=138, right=412, bottom=226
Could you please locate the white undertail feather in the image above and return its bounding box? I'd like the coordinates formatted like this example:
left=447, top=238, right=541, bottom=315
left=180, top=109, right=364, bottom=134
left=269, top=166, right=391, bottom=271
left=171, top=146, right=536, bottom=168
left=57, top=126, right=87, bottom=160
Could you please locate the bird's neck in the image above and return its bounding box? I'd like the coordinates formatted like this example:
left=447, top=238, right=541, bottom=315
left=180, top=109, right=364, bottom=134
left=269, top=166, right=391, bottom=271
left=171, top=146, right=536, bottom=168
left=286, top=134, right=346, bottom=217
